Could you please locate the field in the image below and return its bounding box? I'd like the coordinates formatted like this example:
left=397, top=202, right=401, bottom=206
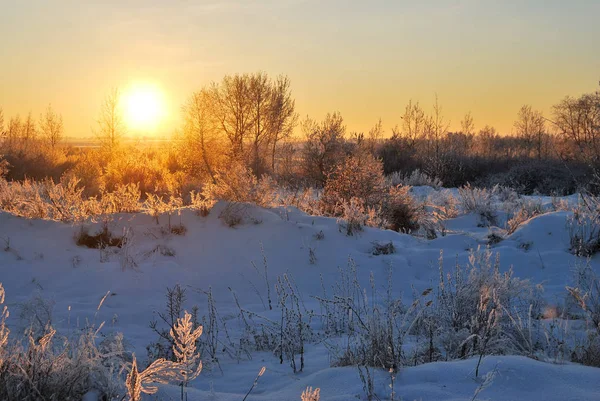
left=1, top=184, right=599, bottom=401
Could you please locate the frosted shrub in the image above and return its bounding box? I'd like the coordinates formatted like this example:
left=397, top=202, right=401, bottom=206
left=320, top=154, right=387, bottom=215
left=133, top=309, right=203, bottom=401
left=568, top=203, right=600, bottom=256
left=0, top=283, right=128, bottom=401
left=458, top=184, right=497, bottom=226
left=387, top=169, right=443, bottom=189
left=203, top=162, right=278, bottom=208
left=323, top=260, right=426, bottom=371
left=0, top=284, right=8, bottom=364
left=428, top=189, right=459, bottom=220
left=506, top=199, right=544, bottom=235
left=383, top=185, right=421, bottom=233
left=142, top=194, right=169, bottom=224
left=301, top=387, right=321, bottom=401
left=190, top=189, right=216, bottom=216
left=567, top=260, right=600, bottom=366
left=433, top=248, right=540, bottom=364
left=100, top=183, right=141, bottom=214
left=0, top=158, right=9, bottom=178
left=337, top=197, right=368, bottom=236
left=0, top=176, right=94, bottom=222
left=282, top=187, right=321, bottom=216
left=219, top=202, right=250, bottom=227
left=492, top=184, right=519, bottom=204
left=320, top=155, right=422, bottom=234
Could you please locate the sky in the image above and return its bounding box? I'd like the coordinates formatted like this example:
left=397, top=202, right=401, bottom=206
left=0, top=0, right=599, bottom=138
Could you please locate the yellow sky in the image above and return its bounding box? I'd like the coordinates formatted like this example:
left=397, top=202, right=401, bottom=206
left=1, top=0, right=599, bottom=138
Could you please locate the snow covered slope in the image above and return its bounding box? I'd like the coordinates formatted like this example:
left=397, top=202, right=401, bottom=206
left=1, top=201, right=599, bottom=400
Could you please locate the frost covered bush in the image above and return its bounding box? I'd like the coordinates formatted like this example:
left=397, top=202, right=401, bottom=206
left=320, top=154, right=421, bottom=234
left=0, top=158, right=10, bottom=178
left=383, top=185, right=421, bottom=233
left=301, top=386, right=321, bottom=401
left=0, top=176, right=90, bottom=222
left=568, top=198, right=600, bottom=256
left=127, top=312, right=203, bottom=401
left=320, top=154, right=387, bottom=215
left=0, top=283, right=128, bottom=401
left=567, top=260, right=600, bottom=366
left=281, top=187, right=322, bottom=216
left=506, top=199, right=544, bottom=235
left=458, top=184, right=497, bottom=226
left=203, top=161, right=278, bottom=208
left=317, top=259, right=424, bottom=371
left=386, top=169, right=442, bottom=189
left=318, top=249, right=542, bottom=374
left=337, top=198, right=368, bottom=236
left=0, top=176, right=141, bottom=222
left=427, top=189, right=459, bottom=220
left=100, top=183, right=141, bottom=214
left=492, top=184, right=519, bottom=204
left=432, top=248, right=541, bottom=365
left=190, top=189, right=215, bottom=216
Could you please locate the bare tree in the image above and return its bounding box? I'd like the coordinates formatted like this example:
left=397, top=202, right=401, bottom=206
left=477, top=125, right=499, bottom=159
left=366, top=118, right=383, bottom=155
left=212, top=74, right=254, bottom=159
left=268, top=75, right=297, bottom=173
left=248, top=72, right=272, bottom=175
left=21, top=112, right=37, bottom=153
left=514, top=105, right=545, bottom=159
left=461, top=112, right=475, bottom=136
left=426, top=95, right=450, bottom=160
left=94, top=88, right=125, bottom=154
left=552, top=93, right=600, bottom=163
left=395, top=100, right=425, bottom=150
left=183, top=89, right=224, bottom=183
left=39, top=104, right=64, bottom=149
left=5, top=115, right=21, bottom=152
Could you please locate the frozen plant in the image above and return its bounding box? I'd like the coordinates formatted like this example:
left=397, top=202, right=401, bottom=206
left=170, top=311, right=203, bottom=400
left=301, top=386, right=321, bottom=401
left=458, top=184, right=497, bottom=226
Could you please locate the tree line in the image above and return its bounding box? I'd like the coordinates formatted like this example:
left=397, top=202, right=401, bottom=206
left=1, top=73, right=599, bottom=195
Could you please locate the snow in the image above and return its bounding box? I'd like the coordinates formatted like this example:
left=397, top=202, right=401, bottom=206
left=1, top=198, right=599, bottom=400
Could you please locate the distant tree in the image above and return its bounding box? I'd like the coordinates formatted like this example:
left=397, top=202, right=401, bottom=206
left=552, top=92, right=600, bottom=163
left=394, top=100, right=425, bottom=150
left=21, top=112, right=37, bottom=153
left=5, top=115, right=22, bottom=152
left=39, top=104, right=64, bottom=149
left=514, top=105, right=545, bottom=159
left=302, top=112, right=346, bottom=186
left=267, top=75, right=297, bottom=173
left=477, top=125, right=499, bottom=159
left=461, top=111, right=475, bottom=136
left=248, top=72, right=273, bottom=175
left=183, top=89, right=224, bottom=183
left=0, top=107, right=4, bottom=138
left=425, top=95, right=450, bottom=160
left=366, top=118, right=384, bottom=155
left=211, top=74, right=253, bottom=159
left=208, top=72, right=297, bottom=174
left=95, top=88, right=125, bottom=154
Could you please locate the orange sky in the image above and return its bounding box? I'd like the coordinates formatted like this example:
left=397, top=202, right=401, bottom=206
left=1, top=0, right=599, bottom=138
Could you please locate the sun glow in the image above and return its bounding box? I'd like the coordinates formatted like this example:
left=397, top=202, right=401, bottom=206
left=124, top=83, right=164, bottom=132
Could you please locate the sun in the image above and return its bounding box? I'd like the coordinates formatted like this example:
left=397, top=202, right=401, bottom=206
left=124, top=83, right=164, bottom=132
